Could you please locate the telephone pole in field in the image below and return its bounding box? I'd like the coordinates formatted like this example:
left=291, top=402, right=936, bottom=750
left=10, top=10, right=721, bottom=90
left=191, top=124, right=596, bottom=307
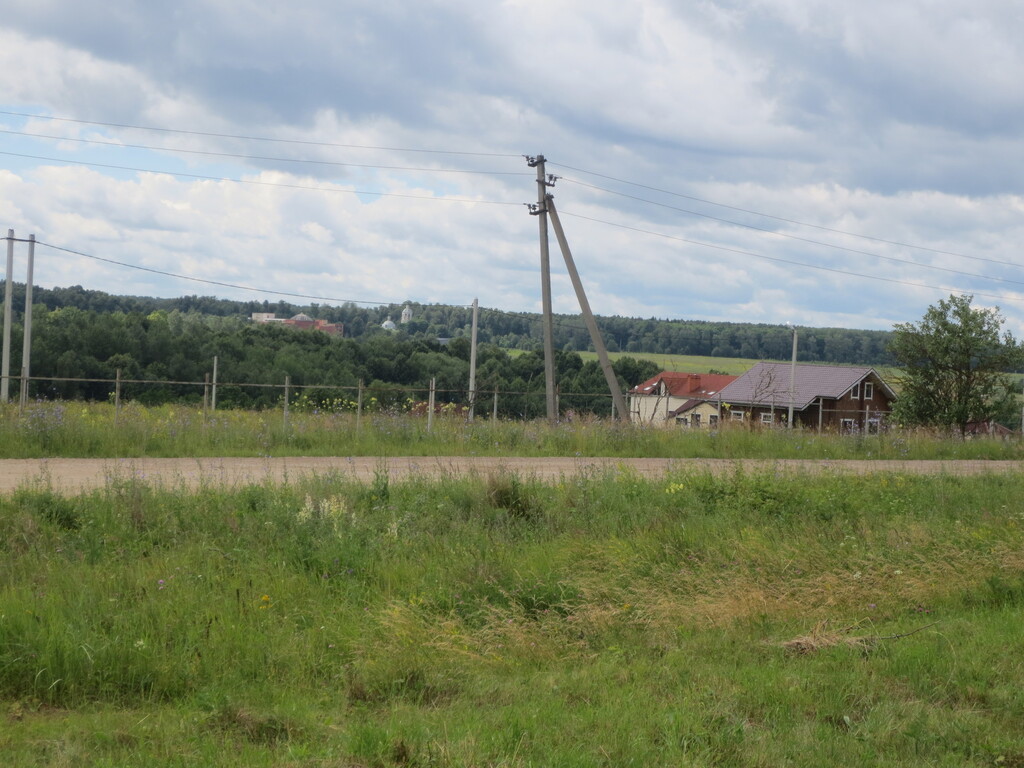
left=524, top=158, right=629, bottom=422
left=526, top=155, right=557, bottom=422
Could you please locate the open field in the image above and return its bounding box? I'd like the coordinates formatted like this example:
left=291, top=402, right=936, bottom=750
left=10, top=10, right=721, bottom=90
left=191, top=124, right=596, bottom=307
left=2, top=402, right=1022, bottom=461
left=577, top=350, right=760, bottom=376
left=577, top=350, right=904, bottom=380
left=2, top=469, right=1024, bottom=766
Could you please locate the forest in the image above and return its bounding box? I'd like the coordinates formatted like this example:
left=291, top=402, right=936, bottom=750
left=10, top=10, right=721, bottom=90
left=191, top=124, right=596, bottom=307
left=0, top=283, right=896, bottom=415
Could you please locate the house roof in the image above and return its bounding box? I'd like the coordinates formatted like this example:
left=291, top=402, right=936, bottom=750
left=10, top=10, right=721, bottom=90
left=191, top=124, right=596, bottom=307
left=629, top=371, right=737, bottom=399
left=669, top=398, right=712, bottom=417
left=717, top=362, right=895, bottom=410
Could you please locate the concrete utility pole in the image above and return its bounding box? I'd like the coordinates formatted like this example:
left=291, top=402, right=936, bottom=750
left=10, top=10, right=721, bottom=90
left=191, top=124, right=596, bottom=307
left=545, top=196, right=629, bottom=421
left=787, top=324, right=798, bottom=428
left=20, top=235, right=35, bottom=407
left=1, top=229, right=14, bottom=403
left=467, top=298, right=479, bottom=421
left=527, top=155, right=557, bottom=422
left=211, top=355, right=219, bottom=411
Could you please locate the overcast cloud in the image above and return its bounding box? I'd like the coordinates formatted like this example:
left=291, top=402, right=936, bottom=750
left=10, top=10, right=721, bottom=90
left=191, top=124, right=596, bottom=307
left=1, top=0, right=1023, bottom=336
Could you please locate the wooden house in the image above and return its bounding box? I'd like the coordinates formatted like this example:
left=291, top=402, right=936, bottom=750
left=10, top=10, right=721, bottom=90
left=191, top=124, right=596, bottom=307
left=715, top=362, right=896, bottom=431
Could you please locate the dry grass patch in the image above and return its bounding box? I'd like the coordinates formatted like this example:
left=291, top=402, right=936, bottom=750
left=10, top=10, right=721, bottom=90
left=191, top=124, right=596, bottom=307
left=780, top=619, right=941, bottom=655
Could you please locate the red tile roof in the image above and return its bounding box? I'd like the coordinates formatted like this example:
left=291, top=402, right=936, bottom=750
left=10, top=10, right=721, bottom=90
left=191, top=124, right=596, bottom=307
left=629, top=371, right=737, bottom=398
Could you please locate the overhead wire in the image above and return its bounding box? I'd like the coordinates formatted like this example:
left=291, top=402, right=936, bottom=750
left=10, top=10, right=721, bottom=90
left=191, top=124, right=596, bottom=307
left=550, top=161, right=1020, bottom=268
left=3, top=111, right=1019, bottom=307
left=32, top=239, right=474, bottom=308
left=0, top=110, right=521, bottom=158
left=0, top=128, right=530, bottom=177
left=556, top=208, right=1024, bottom=305
left=1, top=111, right=1007, bottom=271
left=556, top=177, right=1024, bottom=283
left=19, top=233, right=661, bottom=339
left=0, top=151, right=522, bottom=206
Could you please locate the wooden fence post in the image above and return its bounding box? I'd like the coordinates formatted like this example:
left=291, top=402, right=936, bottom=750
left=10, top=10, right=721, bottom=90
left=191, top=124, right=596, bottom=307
left=492, top=389, right=498, bottom=420
left=283, top=376, right=291, bottom=431
left=211, top=355, right=218, bottom=411
left=115, top=368, right=122, bottom=424
left=427, top=377, right=436, bottom=433
left=356, top=379, right=364, bottom=433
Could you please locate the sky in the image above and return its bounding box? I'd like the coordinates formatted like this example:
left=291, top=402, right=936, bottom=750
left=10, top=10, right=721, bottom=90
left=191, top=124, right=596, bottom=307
left=1, top=0, right=1023, bottom=335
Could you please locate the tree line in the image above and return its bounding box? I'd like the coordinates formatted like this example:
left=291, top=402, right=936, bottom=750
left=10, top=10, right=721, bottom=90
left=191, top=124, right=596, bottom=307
left=2, top=301, right=662, bottom=417
left=4, top=284, right=1022, bottom=429
left=9, top=283, right=894, bottom=364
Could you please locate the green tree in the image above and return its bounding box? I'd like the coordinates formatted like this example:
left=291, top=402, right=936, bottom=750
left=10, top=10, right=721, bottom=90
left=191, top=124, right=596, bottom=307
left=888, top=295, right=1024, bottom=435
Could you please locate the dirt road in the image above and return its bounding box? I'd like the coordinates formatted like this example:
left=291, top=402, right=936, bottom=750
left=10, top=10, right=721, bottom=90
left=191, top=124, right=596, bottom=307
left=0, top=456, right=1020, bottom=494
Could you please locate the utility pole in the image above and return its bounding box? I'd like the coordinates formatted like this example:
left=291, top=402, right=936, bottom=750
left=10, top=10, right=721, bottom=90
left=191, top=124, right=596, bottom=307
left=20, top=235, right=35, bottom=407
left=787, top=324, right=798, bottom=428
left=545, top=196, right=629, bottom=421
left=467, top=298, right=479, bottom=421
left=1, top=229, right=14, bottom=403
left=526, top=155, right=557, bottom=422
left=211, top=355, right=219, bottom=411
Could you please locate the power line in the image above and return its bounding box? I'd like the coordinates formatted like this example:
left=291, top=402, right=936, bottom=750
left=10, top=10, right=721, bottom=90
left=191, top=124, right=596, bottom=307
left=556, top=208, right=1024, bottom=305
left=557, top=177, right=1024, bottom=283
left=550, top=161, right=1019, bottom=268
left=0, top=128, right=530, bottom=177
left=0, top=110, right=521, bottom=158
left=12, top=124, right=1014, bottom=284
left=0, top=151, right=522, bottom=206
left=33, top=239, right=473, bottom=308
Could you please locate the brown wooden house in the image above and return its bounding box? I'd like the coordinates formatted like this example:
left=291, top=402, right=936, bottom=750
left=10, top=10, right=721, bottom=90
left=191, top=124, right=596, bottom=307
left=715, top=362, right=896, bottom=431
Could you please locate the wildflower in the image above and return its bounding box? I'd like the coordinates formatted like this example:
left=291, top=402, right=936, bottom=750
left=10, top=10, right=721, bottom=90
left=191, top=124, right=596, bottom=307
left=158, top=579, right=166, bottom=589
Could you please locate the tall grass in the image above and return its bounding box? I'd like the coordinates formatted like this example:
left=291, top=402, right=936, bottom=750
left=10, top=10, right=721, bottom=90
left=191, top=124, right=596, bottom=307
left=2, top=469, right=1024, bottom=765
left=1, top=401, right=1021, bottom=460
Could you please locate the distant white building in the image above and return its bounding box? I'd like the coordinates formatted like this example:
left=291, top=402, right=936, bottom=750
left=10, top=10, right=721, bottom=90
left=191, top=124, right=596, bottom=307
left=251, top=312, right=284, bottom=323
left=381, top=316, right=397, bottom=331
left=400, top=305, right=413, bottom=324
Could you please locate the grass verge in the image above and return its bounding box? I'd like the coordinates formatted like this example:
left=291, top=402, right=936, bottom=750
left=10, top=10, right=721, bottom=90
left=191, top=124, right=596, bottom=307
left=1, top=401, right=1022, bottom=460
left=2, top=469, right=1023, bottom=765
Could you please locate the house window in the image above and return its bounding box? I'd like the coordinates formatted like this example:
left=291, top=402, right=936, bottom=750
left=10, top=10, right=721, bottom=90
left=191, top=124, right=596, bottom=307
left=841, top=418, right=855, bottom=433
left=761, top=413, right=774, bottom=424
left=851, top=383, right=860, bottom=399
left=731, top=410, right=745, bottom=421
left=864, top=382, right=874, bottom=400
left=692, top=413, right=702, bottom=427
left=709, top=414, right=719, bottom=428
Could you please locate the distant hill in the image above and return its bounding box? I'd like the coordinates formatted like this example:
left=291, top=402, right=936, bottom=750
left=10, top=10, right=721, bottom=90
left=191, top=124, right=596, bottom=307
left=5, top=283, right=893, bottom=366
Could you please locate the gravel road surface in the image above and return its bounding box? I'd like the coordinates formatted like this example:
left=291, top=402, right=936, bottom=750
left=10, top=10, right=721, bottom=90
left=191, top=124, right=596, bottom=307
left=0, top=456, right=1020, bottom=494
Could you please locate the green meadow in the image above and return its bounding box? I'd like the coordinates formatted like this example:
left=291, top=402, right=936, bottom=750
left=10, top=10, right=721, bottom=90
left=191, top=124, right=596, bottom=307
left=577, top=350, right=759, bottom=376
left=1, top=401, right=1022, bottom=461
left=2, top=469, right=1024, bottom=766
